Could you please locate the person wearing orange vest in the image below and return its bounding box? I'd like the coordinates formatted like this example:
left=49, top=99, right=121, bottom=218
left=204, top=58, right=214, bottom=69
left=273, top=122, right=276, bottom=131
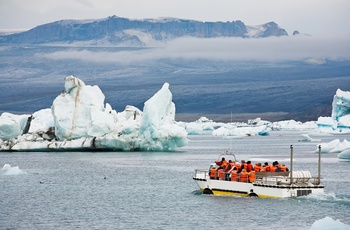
left=254, top=163, right=261, bottom=172
left=240, top=160, right=247, bottom=171
left=270, top=164, right=277, bottom=172
left=231, top=169, right=238, bottom=182
left=210, top=166, right=217, bottom=179
left=218, top=168, right=225, bottom=180
left=220, top=157, right=228, bottom=169
left=246, top=161, right=253, bottom=172
left=264, top=162, right=271, bottom=172
left=249, top=171, right=256, bottom=183
left=270, top=161, right=279, bottom=172
left=239, top=169, right=248, bottom=182
left=280, top=164, right=288, bottom=172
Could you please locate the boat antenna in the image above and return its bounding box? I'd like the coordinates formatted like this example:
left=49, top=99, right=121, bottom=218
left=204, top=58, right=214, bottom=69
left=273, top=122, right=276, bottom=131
left=290, top=145, right=293, bottom=185
left=229, top=111, right=232, bottom=152
left=317, top=145, right=321, bottom=185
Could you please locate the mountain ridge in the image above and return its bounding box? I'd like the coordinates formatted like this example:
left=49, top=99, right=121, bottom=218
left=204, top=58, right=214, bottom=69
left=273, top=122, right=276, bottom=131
left=0, top=15, right=288, bottom=46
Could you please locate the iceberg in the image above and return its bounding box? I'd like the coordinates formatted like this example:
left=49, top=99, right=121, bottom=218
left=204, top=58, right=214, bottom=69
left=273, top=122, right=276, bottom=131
left=316, top=139, right=350, bottom=154
left=317, top=89, right=350, bottom=133
left=272, top=120, right=317, bottom=131
left=213, top=125, right=270, bottom=137
left=177, top=117, right=223, bottom=135
left=338, top=149, right=350, bottom=160
left=0, top=76, right=188, bottom=151
left=298, top=134, right=321, bottom=142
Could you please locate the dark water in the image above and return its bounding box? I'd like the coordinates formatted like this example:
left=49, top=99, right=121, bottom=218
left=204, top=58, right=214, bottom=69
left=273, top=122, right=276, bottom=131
left=1, top=131, right=350, bottom=229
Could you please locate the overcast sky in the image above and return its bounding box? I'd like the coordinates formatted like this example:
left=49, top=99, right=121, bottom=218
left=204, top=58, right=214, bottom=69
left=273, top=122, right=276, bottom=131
left=0, top=0, right=350, bottom=36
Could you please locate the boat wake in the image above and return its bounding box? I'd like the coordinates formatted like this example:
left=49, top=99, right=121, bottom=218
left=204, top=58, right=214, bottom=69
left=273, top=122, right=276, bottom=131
left=300, top=192, right=350, bottom=203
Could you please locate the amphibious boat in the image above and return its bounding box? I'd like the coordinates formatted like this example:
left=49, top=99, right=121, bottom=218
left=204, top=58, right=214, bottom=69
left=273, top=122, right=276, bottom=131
left=193, top=145, right=324, bottom=198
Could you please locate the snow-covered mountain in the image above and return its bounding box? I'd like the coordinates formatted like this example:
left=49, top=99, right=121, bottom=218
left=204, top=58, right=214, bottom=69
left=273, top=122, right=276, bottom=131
left=0, top=15, right=288, bottom=46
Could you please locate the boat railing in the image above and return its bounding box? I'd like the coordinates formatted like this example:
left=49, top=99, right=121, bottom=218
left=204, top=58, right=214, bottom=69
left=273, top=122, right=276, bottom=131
left=194, top=169, right=210, bottom=180
left=194, top=169, right=321, bottom=186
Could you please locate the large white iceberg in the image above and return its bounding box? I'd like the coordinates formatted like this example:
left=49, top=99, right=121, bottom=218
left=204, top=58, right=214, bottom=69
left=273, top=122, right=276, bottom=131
left=317, top=89, right=350, bottom=133
left=52, top=76, right=116, bottom=140
left=0, top=76, right=188, bottom=151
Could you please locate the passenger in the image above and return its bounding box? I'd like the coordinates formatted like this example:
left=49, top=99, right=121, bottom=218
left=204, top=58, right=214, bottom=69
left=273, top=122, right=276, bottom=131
left=280, top=164, right=289, bottom=172
left=249, top=170, right=256, bottom=183
left=246, top=161, right=253, bottom=172
left=225, top=160, right=234, bottom=180
left=210, top=166, right=217, bottom=179
left=264, top=162, right=271, bottom=172
left=260, top=165, right=266, bottom=172
left=235, top=162, right=241, bottom=172
left=270, top=162, right=277, bottom=172
left=239, top=169, right=248, bottom=182
left=254, top=163, right=261, bottom=172
left=218, top=168, right=225, bottom=180
left=231, top=169, right=239, bottom=181
left=241, top=160, right=247, bottom=171
left=219, top=157, right=228, bottom=170
left=225, top=160, right=233, bottom=172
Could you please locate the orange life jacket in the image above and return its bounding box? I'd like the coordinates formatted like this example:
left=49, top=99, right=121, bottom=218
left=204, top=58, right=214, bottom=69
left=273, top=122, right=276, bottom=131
left=231, top=171, right=238, bottom=181
left=235, top=163, right=241, bottom=170
left=210, top=168, right=217, bottom=179
left=270, top=166, right=277, bottom=172
left=254, top=164, right=261, bottom=172
left=260, top=166, right=266, bottom=172
left=265, top=165, right=271, bottom=172
left=227, top=162, right=235, bottom=172
left=246, top=163, right=253, bottom=172
left=280, top=165, right=287, bottom=172
left=240, top=171, right=248, bottom=182
left=249, top=171, right=256, bottom=183
left=221, top=160, right=228, bottom=169
left=218, top=169, right=225, bottom=180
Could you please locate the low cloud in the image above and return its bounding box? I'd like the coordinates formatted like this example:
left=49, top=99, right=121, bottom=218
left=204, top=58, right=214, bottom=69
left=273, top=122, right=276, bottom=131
left=41, top=35, right=350, bottom=64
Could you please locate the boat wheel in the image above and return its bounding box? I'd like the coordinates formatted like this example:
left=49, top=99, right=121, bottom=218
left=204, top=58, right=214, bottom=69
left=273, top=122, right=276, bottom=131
left=203, top=188, right=213, bottom=195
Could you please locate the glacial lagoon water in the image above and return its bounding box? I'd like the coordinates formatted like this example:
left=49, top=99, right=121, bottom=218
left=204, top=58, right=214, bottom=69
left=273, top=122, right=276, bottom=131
left=1, top=130, right=350, bottom=229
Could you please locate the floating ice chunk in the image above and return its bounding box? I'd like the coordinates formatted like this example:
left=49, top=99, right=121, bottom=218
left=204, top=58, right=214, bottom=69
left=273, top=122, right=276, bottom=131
left=316, top=139, right=341, bottom=153
left=213, top=125, right=269, bottom=137
left=310, top=216, right=350, bottom=230
left=316, top=139, right=350, bottom=153
left=298, top=134, right=321, bottom=142
left=1, top=164, right=28, bottom=175
left=317, top=89, right=350, bottom=133
left=338, top=149, right=350, bottom=160
left=272, top=120, right=317, bottom=131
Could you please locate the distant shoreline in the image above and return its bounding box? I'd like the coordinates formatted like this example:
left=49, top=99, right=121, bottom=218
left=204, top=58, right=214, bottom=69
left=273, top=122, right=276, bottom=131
left=175, top=112, right=291, bottom=123
left=0, top=110, right=311, bottom=123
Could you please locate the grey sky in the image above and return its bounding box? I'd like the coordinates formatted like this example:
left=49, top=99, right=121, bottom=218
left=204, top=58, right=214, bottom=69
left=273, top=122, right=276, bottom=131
left=0, top=0, right=350, bottom=36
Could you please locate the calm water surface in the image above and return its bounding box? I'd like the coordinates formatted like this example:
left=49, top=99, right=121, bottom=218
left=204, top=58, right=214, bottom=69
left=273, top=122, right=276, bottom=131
left=1, top=131, right=350, bottom=229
